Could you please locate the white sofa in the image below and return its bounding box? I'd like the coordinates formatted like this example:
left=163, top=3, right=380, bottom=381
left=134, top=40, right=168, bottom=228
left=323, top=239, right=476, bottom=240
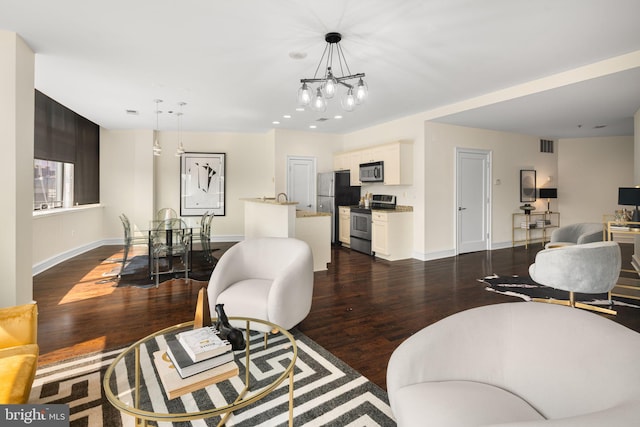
left=386, top=302, right=640, bottom=426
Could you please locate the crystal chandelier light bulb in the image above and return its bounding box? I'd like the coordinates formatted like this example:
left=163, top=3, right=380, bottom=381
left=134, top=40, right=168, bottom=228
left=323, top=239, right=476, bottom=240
left=355, top=78, right=368, bottom=104
left=312, top=87, right=327, bottom=112
left=341, top=88, right=356, bottom=112
left=297, top=83, right=312, bottom=107
left=324, top=68, right=336, bottom=99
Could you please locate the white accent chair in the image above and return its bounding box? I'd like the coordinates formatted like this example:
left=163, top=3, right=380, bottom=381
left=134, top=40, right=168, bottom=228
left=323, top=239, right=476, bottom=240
left=207, top=237, right=314, bottom=335
left=529, top=241, right=621, bottom=315
left=546, top=222, right=603, bottom=248
left=386, top=302, right=640, bottom=426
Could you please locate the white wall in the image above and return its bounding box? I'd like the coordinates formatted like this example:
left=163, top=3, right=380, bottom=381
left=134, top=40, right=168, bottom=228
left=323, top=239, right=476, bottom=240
left=557, top=136, right=634, bottom=225
left=153, top=130, right=274, bottom=239
left=424, top=122, right=558, bottom=254
left=1, top=31, right=34, bottom=306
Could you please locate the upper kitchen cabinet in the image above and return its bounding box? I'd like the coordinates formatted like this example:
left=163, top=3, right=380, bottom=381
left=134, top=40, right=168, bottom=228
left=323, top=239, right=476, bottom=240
left=333, top=141, right=413, bottom=186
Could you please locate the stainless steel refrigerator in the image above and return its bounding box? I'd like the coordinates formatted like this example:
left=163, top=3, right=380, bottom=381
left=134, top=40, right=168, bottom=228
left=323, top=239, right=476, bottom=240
left=317, top=171, right=361, bottom=243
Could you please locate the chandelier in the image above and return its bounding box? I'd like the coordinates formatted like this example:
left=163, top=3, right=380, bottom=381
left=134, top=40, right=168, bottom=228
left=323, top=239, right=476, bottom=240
left=175, top=102, right=186, bottom=157
left=297, top=32, right=368, bottom=112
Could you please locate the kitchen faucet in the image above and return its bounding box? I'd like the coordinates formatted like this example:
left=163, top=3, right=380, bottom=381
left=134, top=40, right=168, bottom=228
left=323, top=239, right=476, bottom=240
left=277, top=192, right=288, bottom=202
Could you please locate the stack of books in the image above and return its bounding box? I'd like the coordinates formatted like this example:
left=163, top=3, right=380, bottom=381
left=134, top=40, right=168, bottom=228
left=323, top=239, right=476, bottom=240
left=153, top=326, right=238, bottom=399
left=536, top=219, right=551, bottom=228
left=520, top=222, right=536, bottom=229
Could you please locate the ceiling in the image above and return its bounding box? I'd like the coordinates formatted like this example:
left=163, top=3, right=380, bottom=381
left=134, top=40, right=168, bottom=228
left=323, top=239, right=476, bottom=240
left=2, top=0, right=640, bottom=138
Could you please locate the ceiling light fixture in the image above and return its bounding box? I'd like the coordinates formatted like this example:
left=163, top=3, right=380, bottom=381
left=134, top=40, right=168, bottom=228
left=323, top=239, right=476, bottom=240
left=175, top=102, right=186, bottom=157
left=153, top=99, right=163, bottom=156
left=297, top=32, right=368, bottom=113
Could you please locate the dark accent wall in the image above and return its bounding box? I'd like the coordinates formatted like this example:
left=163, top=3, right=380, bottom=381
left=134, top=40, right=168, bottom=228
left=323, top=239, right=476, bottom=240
left=34, top=90, right=100, bottom=205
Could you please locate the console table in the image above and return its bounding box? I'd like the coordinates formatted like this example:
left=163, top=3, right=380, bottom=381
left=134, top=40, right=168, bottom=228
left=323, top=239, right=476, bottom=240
left=605, top=220, right=640, bottom=301
left=512, top=212, right=560, bottom=248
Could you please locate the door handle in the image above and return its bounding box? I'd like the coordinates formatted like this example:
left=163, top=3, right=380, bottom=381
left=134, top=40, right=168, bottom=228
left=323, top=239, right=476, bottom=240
left=458, top=207, right=466, bottom=211
left=307, top=204, right=312, bottom=208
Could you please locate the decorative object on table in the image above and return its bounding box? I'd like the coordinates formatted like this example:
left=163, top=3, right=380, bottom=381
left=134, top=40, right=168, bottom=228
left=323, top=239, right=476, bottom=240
left=176, top=325, right=232, bottom=362
left=154, top=350, right=238, bottom=399
left=180, top=152, right=226, bottom=216
left=296, top=32, right=368, bottom=113
left=519, top=203, right=535, bottom=215
left=214, top=304, right=245, bottom=351
left=520, top=169, right=536, bottom=203
left=618, top=186, right=640, bottom=227
left=193, top=286, right=212, bottom=329
left=538, top=187, right=557, bottom=213
left=164, top=336, right=234, bottom=379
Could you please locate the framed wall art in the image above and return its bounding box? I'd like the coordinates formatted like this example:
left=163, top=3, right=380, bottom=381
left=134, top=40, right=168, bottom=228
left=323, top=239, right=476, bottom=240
left=180, top=152, right=226, bottom=216
left=520, top=169, right=536, bottom=203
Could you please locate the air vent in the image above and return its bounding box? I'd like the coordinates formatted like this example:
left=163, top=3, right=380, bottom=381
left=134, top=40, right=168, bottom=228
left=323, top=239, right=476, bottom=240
left=540, top=139, right=554, bottom=153
left=125, top=109, right=139, bottom=115
left=316, top=117, right=329, bottom=122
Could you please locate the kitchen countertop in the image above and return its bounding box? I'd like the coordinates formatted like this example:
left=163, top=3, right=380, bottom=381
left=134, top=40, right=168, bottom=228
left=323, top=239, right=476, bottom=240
left=338, top=205, right=414, bottom=213
left=296, top=211, right=331, bottom=218
left=241, top=197, right=298, bottom=206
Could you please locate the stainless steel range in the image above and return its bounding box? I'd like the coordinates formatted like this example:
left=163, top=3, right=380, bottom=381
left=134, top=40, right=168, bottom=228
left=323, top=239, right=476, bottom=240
left=350, top=195, right=397, bottom=255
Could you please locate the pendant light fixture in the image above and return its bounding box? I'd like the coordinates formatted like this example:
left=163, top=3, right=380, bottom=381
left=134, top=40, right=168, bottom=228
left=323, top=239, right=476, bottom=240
left=152, top=99, right=163, bottom=156
left=175, top=102, right=186, bottom=157
left=297, top=32, right=368, bottom=112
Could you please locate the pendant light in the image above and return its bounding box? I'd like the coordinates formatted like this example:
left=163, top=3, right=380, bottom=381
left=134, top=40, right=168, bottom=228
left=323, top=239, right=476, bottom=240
left=175, top=102, right=186, bottom=157
left=152, top=99, right=163, bottom=156
left=297, top=32, right=368, bottom=112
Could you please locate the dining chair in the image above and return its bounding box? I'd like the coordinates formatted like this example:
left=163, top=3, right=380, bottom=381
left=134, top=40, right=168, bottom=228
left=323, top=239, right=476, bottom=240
left=118, top=214, right=148, bottom=278
left=156, top=208, right=178, bottom=222
left=150, top=218, right=191, bottom=287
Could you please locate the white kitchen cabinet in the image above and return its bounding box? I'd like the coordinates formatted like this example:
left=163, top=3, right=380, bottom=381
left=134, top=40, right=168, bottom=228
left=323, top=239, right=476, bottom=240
left=338, top=206, right=351, bottom=245
left=372, top=210, right=413, bottom=260
left=332, top=140, right=413, bottom=186
left=333, top=152, right=350, bottom=171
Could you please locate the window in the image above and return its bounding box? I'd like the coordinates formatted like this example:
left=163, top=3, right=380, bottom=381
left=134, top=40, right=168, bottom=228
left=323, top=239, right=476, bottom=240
left=33, top=159, right=74, bottom=210
left=34, top=90, right=99, bottom=211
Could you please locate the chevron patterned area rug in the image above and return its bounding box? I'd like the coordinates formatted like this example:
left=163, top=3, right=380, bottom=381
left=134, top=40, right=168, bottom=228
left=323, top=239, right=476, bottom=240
left=29, top=329, right=395, bottom=426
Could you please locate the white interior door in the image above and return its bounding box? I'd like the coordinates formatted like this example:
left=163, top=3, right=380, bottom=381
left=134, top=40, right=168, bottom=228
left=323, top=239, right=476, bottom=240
left=287, top=156, right=316, bottom=212
left=456, top=148, right=491, bottom=254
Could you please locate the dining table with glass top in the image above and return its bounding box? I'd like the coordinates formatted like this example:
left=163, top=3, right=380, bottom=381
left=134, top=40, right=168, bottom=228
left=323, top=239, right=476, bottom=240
left=144, top=218, right=196, bottom=280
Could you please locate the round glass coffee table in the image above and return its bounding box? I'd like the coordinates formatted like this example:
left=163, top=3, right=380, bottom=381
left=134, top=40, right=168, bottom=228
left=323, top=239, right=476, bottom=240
left=103, top=317, right=297, bottom=426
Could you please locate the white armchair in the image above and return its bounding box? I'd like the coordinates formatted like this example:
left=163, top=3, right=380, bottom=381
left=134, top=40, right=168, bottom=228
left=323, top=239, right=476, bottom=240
left=207, top=237, right=314, bottom=334
left=547, top=222, right=603, bottom=247
left=387, top=302, right=640, bottom=426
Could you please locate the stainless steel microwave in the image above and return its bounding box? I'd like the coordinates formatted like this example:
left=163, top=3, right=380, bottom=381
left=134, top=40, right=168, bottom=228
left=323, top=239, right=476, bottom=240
left=359, top=161, right=384, bottom=182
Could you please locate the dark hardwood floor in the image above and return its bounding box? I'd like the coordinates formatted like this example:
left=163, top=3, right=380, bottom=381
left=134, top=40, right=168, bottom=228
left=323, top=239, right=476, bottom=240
left=33, top=242, right=640, bottom=391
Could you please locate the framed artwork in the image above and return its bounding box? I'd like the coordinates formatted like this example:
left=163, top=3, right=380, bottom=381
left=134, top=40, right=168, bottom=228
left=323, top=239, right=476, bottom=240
left=180, top=152, right=226, bottom=216
left=520, top=169, right=536, bottom=203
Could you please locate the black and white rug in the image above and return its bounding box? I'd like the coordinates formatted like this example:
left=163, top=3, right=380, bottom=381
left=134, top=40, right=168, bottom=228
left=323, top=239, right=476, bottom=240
left=29, top=330, right=395, bottom=426
left=480, top=274, right=640, bottom=308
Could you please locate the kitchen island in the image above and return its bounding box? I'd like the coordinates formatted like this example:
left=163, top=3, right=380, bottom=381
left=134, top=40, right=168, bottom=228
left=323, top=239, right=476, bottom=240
left=242, top=198, right=331, bottom=271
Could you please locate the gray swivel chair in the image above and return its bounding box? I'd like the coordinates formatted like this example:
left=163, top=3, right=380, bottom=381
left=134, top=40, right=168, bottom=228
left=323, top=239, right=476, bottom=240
left=529, top=241, right=621, bottom=315
left=546, top=222, right=603, bottom=248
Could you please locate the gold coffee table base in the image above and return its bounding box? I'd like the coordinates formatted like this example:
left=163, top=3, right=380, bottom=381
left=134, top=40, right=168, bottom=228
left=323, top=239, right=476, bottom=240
left=103, top=317, right=297, bottom=426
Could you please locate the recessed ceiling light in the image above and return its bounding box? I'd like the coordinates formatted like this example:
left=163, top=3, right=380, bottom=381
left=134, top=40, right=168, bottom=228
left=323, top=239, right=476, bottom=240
left=334, top=115, right=342, bottom=119
left=283, top=115, right=291, bottom=119
left=309, top=125, right=317, bottom=129
left=289, top=51, right=307, bottom=60
left=296, top=107, right=305, bottom=112
left=125, top=109, right=139, bottom=115
left=272, top=121, right=280, bottom=125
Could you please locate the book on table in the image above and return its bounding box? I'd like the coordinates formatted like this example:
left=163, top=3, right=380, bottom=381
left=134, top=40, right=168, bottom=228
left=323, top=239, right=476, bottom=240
left=153, top=350, right=239, bottom=400
left=177, top=326, right=232, bottom=362
left=166, top=336, right=234, bottom=378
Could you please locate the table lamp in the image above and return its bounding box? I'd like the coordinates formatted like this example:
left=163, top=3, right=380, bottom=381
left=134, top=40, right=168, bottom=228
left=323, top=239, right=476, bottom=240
left=538, top=188, right=557, bottom=213
left=618, top=187, right=640, bottom=226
